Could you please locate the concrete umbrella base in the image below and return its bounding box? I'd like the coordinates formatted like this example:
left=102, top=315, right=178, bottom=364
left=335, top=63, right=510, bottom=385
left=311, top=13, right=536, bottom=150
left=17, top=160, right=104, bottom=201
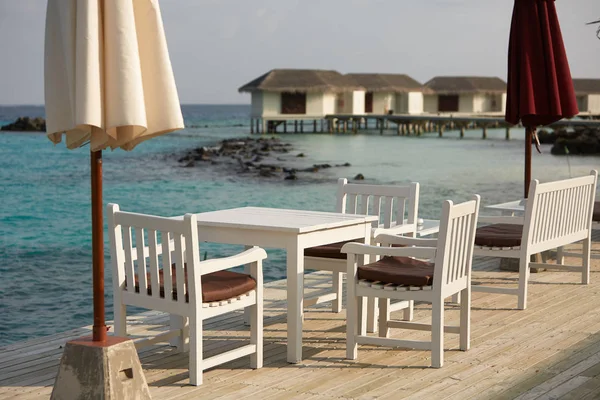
left=51, top=336, right=151, bottom=400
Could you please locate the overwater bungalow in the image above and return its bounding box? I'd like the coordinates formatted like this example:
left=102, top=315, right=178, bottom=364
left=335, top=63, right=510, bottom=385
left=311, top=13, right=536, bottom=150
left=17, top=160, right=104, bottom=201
left=238, top=69, right=364, bottom=132
left=573, top=78, right=600, bottom=115
left=423, top=76, right=507, bottom=114
left=345, top=73, right=430, bottom=115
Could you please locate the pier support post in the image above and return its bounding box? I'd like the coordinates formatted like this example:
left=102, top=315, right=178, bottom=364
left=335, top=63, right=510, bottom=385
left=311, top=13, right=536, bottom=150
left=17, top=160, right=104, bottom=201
left=284, top=121, right=287, bottom=133
left=482, top=125, right=488, bottom=139
left=300, top=120, right=304, bottom=133
left=505, top=126, right=511, bottom=140
left=460, top=125, right=465, bottom=139
left=379, top=119, right=384, bottom=135
left=320, top=119, right=324, bottom=132
left=261, top=119, right=266, bottom=135
left=365, top=119, right=368, bottom=129
left=250, top=118, right=254, bottom=134
left=438, top=123, right=444, bottom=137
left=294, top=120, right=298, bottom=133
left=313, top=120, right=317, bottom=133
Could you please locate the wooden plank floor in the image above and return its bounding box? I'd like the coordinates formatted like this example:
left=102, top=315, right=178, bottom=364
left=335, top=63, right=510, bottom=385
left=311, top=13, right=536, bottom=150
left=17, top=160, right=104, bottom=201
left=2, top=234, right=600, bottom=399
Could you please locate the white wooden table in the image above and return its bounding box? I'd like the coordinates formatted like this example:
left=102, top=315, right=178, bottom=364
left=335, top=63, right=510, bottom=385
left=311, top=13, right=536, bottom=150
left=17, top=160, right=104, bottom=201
left=179, top=207, right=378, bottom=363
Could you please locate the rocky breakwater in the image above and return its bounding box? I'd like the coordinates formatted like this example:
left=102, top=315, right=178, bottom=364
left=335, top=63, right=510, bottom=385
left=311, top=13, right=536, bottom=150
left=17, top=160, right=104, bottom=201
left=1, top=117, right=46, bottom=131
left=536, top=127, right=600, bottom=155
left=178, top=137, right=355, bottom=181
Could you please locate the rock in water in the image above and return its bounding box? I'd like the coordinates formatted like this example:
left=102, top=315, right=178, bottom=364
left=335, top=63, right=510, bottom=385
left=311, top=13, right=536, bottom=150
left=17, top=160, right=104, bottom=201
left=1, top=117, right=46, bottom=132
left=354, top=173, right=365, bottom=180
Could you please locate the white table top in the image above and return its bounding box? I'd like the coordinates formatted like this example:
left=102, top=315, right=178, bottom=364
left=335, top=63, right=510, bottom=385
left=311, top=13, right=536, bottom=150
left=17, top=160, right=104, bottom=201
left=484, top=199, right=526, bottom=213
left=179, top=207, right=378, bottom=234
left=417, top=219, right=440, bottom=236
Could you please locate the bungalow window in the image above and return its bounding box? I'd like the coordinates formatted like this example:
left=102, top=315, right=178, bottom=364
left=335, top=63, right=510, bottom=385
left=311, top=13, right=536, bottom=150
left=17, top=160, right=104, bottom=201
left=438, top=95, right=459, bottom=112
left=281, top=92, right=306, bottom=114
left=365, top=92, right=373, bottom=113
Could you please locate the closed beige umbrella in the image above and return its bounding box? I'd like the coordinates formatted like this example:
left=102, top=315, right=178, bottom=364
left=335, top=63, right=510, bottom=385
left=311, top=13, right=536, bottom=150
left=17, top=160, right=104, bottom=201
left=44, top=0, right=183, bottom=345
left=45, top=0, right=183, bottom=151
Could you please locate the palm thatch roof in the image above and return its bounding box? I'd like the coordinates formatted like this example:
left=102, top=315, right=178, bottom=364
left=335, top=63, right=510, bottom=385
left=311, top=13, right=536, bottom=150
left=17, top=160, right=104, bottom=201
left=238, top=69, right=363, bottom=93
left=345, top=73, right=432, bottom=93
left=572, top=78, right=600, bottom=95
left=424, top=76, right=507, bottom=94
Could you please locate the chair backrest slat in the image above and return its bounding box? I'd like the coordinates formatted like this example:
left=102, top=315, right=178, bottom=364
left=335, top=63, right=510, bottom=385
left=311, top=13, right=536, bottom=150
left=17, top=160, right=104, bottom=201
left=148, top=229, right=160, bottom=299
left=135, top=227, right=147, bottom=295
left=123, top=226, right=136, bottom=295
left=173, top=233, right=186, bottom=305
left=161, top=231, right=174, bottom=301
left=383, top=196, right=394, bottom=228
left=524, top=171, right=597, bottom=253
left=434, top=196, right=480, bottom=291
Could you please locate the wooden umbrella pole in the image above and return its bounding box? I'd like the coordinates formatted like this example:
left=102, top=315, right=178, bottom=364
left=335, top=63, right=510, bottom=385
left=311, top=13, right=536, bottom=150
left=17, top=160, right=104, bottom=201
left=525, top=127, right=532, bottom=198
left=91, top=149, right=107, bottom=342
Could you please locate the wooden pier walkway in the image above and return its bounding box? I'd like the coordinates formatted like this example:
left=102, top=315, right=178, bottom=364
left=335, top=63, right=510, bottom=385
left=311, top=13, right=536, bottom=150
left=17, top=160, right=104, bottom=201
left=2, top=232, right=600, bottom=399
left=252, top=113, right=600, bottom=138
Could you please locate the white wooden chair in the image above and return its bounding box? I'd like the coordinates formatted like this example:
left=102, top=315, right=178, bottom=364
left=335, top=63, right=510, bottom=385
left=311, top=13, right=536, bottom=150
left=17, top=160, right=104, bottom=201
left=342, top=195, right=480, bottom=368
left=107, top=204, right=267, bottom=386
left=304, top=178, right=420, bottom=319
left=472, top=171, right=598, bottom=310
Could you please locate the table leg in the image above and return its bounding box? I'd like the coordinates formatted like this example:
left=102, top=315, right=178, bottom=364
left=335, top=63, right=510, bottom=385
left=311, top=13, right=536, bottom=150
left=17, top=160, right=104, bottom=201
left=287, top=239, right=304, bottom=363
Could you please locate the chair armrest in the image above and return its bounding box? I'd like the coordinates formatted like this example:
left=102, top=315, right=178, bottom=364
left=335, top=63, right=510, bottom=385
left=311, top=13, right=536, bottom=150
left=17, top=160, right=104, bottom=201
left=341, top=242, right=437, bottom=260
left=199, top=247, right=268, bottom=275
left=478, top=215, right=524, bottom=225
left=372, top=223, right=417, bottom=239
left=374, top=233, right=438, bottom=247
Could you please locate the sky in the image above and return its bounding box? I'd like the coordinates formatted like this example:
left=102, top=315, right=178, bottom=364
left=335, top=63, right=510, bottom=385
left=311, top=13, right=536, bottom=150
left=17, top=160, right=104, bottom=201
left=0, top=0, right=598, bottom=105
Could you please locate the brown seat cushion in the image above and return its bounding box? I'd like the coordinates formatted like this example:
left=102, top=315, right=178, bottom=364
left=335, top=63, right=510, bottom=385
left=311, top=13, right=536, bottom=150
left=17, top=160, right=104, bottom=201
left=475, top=224, right=523, bottom=248
left=594, top=201, right=600, bottom=223
left=132, top=265, right=256, bottom=303
left=305, top=241, right=406, bottom=260
left=358, top=256, right=434, bottom=286
left=304, top=240, right=354, bottom=259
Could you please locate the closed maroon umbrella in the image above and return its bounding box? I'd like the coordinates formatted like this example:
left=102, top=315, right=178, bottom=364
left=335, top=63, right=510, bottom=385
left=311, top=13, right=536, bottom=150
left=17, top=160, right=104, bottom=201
left=505, top=0, right=579, bottom=197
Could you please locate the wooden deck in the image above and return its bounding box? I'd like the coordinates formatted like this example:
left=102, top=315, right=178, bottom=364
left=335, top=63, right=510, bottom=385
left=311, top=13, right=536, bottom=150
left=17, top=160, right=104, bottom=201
left=2, top=234, right=600, bottom=399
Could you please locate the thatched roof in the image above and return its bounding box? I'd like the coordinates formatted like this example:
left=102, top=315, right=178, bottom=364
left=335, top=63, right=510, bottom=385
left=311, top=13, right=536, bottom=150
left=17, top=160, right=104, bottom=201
left=424, top=76, right=507, bottom=94
left=345, top=73, right=431, bottom=93
left=238, top=69, right=363, bottom=93
left=572, top=78, right=600, bottom=95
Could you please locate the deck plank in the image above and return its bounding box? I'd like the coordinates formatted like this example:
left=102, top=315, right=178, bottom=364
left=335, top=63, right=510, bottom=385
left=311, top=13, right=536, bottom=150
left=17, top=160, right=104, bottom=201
left=1, top=235, right=600, bottom=399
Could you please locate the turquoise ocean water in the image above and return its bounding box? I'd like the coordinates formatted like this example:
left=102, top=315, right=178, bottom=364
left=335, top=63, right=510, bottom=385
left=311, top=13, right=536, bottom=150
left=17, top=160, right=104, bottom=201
left=0, top=104, right=598, bottom=346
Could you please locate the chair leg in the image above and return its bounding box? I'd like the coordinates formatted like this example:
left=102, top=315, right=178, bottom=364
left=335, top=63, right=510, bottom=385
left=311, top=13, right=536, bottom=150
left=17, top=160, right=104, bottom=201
left=358, top=296, right=367, bottom=336
left=189, top=315, right=202, bottom=386
left=431, top=297, right=444, bottom=368
left=459, top=288, right=471, bottom=351
left=582, top=237, right=591, bottom=285
left=556, top=246, right=565, bottom=265
left=366, top=296, right=378, bottom=333
left=113, top=302, right=127, bottom=337
left=170, top=314, right=188, bottom=352
left=378, top=298, right=390, bottom=338
left=517, top=257, right=530, bottom=310
left=403, top=300, right=414, bottom=321
left=250, top=300, right=263, bottom=369
left=346, top=284, right=358, bottom=360
left=332, top=272, right=343, bottom=313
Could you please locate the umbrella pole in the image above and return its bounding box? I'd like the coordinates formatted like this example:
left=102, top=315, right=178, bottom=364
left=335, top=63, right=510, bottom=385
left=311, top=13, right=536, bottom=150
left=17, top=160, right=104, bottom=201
left=525, top=127, right=532, bottom=198
left=91, top=149, right=107, bottom=342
